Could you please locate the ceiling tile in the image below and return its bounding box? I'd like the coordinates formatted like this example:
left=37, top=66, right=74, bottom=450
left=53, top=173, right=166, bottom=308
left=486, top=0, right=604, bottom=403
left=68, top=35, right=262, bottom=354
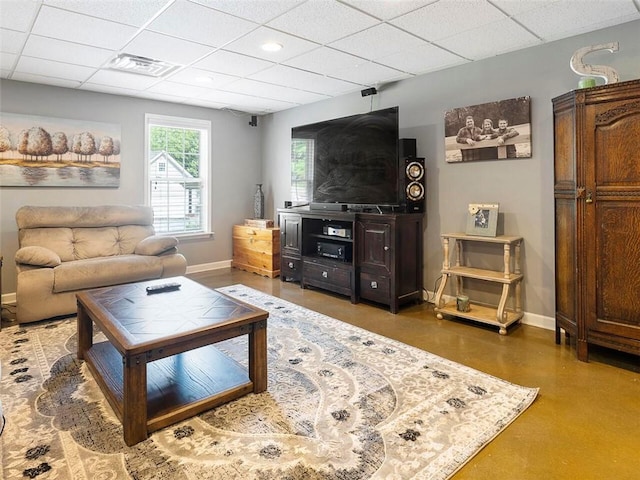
left=238, top=97, right=299, bottom=114
left=377, top=42, right=466, bottom=75
left=31, top=5, right=138, bottom=50
left=438, top=18, right=541, bottom=61
left=1, top=52, right=17, bottom=70
left=138, top=90, right=188, bottom=103
left=79, top=82, right=146, bottom=97
left=10, top=72, right=81, bottom=88
left=342, top=0, right=434, bottom=20
left=148, top=0, right=258, bottom=47
left=284, top=46, right=365, bottom=75
left=42, top=0, right=172, bottom=27
left=146, top=80, right=215, bottom=98
left=267, top=0, right=379, bottom=44
left=221, top=78, right=330, bottom=104
left=14, top=56, right=96, bottom=81
left=194, top=50, right=274, bottom=77
left=223, top=26, right=319, bottom=63
left=327, top=60, right=409, bottom=86
left=166, top=67, right=238, bottom=88
left=123, top=30, right=213, bottom=65
left=512, top=0, right=640, bottom=41
left=23, top=35, right=114, bottom=68
left=197, top=88, right=292, bottom=109
left=330, top=23, right=426, bottom=60
left=197, top=89, right=259, bottom=103
left=85, top=69, right=160, bottom=90
left=392, top=0, right=507, bottom=42
left=0, top=0, right=40, bottom=32
left=490, top=0, right=552, bottom=16
left=191, top=0, right=305, bottom=24
left=249, top=64, right=359, bottom=95
left=182, top=97, right=228, bottom=109
left=0, top=28, right=27, bottom=54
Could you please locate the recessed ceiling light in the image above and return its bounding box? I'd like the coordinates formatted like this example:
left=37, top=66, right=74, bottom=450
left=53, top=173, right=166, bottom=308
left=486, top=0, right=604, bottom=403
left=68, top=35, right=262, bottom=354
left=261, top=42, right=283, bottom=52
left=195, top=75, right=214, bottom=83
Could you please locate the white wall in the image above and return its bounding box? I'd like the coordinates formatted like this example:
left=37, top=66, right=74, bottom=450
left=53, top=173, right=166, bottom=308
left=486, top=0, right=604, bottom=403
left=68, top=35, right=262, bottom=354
left=0, top=80, right=262, bottom=294
left=261, top=20, right=640, bottom=321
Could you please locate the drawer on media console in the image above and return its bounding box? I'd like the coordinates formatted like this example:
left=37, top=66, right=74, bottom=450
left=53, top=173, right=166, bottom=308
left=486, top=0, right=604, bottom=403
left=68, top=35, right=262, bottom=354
left=303, top=260, right=352, bottom=294
left=359, top=272, right=391, bottom=303
left=281, top=255, right=301, bottom=281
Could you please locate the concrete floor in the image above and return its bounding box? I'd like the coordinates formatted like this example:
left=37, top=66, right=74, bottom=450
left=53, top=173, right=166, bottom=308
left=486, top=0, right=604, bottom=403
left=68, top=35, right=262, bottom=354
left=192, top=268, right=640, bottom=480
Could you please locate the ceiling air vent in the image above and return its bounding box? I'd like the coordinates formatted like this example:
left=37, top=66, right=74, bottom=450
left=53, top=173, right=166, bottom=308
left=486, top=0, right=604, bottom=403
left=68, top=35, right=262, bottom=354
left=107, top=53, right=180, bottom=77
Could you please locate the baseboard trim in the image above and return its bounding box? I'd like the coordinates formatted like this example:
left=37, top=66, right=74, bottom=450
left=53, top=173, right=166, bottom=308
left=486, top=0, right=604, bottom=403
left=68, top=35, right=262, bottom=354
left=1, top=292, right=16, bottom=305
left=186, top=260, right=231, bottom=274
left=424, top=290, right=554, bottom=331
left=2, top=265, right=555, bottom=332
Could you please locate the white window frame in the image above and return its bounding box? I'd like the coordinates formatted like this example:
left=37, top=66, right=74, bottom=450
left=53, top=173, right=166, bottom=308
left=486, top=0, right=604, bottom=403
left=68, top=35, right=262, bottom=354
left=144, top=113, right=211, bottom=237
left=291, top=137, right=314, bottom=203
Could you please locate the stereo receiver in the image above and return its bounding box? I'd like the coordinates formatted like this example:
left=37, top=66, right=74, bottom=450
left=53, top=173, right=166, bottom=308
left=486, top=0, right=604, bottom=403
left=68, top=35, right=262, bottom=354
left=316, top=242, right=351, bottom=261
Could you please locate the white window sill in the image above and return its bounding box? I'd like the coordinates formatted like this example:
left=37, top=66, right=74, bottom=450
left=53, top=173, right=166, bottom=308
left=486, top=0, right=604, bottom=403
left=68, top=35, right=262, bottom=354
left=163, top=231, right=215, bottom=241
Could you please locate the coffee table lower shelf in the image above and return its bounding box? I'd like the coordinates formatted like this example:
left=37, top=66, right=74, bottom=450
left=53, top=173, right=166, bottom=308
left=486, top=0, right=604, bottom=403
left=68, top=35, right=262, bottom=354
left=85, top=341, right=253, bottom=440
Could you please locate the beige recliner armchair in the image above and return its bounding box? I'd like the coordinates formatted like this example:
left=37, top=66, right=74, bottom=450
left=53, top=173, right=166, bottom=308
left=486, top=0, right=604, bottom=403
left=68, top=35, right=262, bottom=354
left=15, top=205, right=187, bottom=323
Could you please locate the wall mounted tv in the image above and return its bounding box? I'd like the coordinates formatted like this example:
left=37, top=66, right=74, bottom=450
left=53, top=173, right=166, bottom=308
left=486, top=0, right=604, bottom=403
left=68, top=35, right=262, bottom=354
left=292, top=106, right=399, bottom=209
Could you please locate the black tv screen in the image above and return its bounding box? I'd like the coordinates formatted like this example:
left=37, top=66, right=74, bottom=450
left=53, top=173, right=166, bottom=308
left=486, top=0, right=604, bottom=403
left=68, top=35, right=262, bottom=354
left=292, top=107, right=399, bottom=207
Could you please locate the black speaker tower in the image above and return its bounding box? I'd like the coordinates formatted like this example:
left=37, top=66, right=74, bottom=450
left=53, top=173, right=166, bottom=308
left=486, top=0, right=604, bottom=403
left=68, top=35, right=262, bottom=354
left=399, top=138, right=425, bottom=213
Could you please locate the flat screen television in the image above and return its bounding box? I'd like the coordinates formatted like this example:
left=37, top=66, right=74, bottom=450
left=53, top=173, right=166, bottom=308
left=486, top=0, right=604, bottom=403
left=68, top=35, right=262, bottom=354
left=292, top=107, right=399, bottom=209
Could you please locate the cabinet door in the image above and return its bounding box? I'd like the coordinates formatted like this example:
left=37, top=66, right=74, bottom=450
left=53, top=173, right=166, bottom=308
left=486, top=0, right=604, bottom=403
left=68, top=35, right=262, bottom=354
left=356, top=220, right=392, bottom=275
left=585, top=97, right=640, bottom=341
left=280, top=213, right=302, bottom=256
left=553, top=95, right=579, bottom=340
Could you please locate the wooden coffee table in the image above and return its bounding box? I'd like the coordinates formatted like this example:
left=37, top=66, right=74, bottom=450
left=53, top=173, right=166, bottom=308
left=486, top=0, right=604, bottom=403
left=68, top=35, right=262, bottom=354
left=76, top=276, right=268, bottom=446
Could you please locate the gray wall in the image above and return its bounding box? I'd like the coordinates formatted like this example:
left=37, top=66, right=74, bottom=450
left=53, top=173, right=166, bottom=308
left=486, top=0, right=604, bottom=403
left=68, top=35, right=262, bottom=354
left=261, top=20, right=640, bottom=326
left=0, top=80, right=262, bottom=294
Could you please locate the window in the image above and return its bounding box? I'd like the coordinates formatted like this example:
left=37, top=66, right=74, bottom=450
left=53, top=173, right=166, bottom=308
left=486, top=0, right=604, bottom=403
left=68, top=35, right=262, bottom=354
left=145, top=114, right=210, bottom=235
left=291, top=137, right=314, bottom=203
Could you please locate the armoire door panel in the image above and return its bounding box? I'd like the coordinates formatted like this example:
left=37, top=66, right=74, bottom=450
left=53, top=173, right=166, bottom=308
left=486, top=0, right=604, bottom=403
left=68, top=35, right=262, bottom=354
left=593, top=109, right=640, bottom=185
left=592, top=203, right=640, bottom=331
left=554, top=199, right=576, bottom=322
left=553, top=106, right=576, bottom=186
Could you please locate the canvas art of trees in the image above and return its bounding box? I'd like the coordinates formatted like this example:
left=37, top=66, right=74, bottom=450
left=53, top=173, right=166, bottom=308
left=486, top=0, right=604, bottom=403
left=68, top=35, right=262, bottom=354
left=0, top=124, right=120, bottom=163
left=0, top=113, right=121, bottom=187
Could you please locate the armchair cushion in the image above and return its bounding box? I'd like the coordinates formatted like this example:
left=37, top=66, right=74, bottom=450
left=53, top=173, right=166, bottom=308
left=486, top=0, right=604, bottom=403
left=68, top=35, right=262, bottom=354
left=15, top=246, right=62, bottom=267
left=134, top=235, right=179, bottom=256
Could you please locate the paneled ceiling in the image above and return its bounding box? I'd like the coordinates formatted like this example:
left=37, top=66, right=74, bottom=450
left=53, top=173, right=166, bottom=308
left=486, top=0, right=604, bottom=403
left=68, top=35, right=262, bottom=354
left=1, top=0, right=639, bottom=115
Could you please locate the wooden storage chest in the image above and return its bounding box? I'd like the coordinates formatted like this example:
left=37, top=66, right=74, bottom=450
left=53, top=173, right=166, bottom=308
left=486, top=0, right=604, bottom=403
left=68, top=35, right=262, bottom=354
left=232, top=225, right=280, bottom=278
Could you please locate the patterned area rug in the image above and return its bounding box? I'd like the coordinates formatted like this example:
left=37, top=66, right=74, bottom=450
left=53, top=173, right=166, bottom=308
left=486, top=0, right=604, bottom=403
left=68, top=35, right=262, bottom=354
left=0, top=284, right=538, bottom=479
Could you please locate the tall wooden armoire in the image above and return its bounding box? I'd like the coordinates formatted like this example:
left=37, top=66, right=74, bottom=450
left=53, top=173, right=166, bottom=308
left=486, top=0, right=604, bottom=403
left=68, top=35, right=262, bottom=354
left=553, top=79, right=640, bottom=361
left=553, top=80, right=640, bottom=361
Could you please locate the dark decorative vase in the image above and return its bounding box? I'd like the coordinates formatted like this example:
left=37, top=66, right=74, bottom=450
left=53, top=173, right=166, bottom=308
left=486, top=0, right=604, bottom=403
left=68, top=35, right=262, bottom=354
left=254, top=184, right=264, bottom=219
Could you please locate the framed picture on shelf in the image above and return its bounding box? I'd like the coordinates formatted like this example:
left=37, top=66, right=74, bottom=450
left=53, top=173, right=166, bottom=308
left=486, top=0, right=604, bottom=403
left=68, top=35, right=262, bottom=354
left=466, top=203, right=499, bottom=237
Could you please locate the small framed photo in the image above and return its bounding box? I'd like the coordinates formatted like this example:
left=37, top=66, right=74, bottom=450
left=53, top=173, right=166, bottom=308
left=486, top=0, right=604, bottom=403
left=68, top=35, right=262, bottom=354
left=466, top=203, right=499, bottom=237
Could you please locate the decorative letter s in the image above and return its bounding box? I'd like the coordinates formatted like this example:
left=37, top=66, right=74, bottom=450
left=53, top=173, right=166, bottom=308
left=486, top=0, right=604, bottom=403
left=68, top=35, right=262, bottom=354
left=570, top=42, right=620, bottom=84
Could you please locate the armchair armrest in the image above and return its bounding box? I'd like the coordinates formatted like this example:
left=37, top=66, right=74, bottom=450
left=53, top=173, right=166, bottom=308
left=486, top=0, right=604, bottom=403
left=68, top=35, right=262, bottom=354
left=134, top=235, right=179, bottom=256
left=15, top=246, right=62, bottom=267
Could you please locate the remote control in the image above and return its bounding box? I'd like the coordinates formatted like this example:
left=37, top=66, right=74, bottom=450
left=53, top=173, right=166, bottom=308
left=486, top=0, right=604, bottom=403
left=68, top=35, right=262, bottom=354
left=146, top=282, right=181, bottom=294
